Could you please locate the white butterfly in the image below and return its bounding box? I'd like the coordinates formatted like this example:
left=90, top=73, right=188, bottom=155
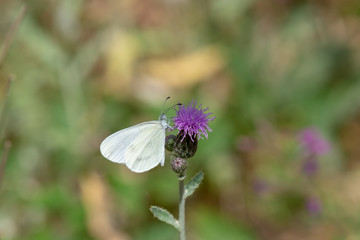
left=100, top=114, right=170, bottom=173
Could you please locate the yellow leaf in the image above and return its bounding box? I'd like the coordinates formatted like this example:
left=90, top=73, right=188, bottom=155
left=142, top=45, right=225, bottom=88
left=80, top=172, right=130, bottom=240
left=103, top=30, right=140, bottom=96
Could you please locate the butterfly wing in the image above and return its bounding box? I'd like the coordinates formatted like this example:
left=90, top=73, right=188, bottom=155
left=100, top=121, right=159, bottom=164
left=100, top=121, right=166, bottom=172
left=125, top=122, right=166, bottom=173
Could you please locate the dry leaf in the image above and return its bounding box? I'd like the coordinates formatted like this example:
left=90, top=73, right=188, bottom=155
left=103, top=30, right=140, bottom=96
left=141, top=45, right=225, bottom=88
left=80, top=172, right=130, bottom=240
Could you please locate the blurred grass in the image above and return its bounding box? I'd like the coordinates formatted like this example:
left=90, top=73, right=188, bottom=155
left=1, top=0, right=360, bottom=239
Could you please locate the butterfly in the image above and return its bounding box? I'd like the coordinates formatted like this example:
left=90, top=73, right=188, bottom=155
left=100, top=98, right=176, bottom=173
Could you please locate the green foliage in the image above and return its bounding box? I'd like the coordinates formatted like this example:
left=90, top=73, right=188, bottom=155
left=149, top=206, right=180, bottom=231
left=185, top=171, right=204, bottom=198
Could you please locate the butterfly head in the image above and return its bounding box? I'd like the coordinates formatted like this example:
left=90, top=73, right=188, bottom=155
left=159, top=114, right=170, bottom=129
left=159, top=96, right=181, bottom=130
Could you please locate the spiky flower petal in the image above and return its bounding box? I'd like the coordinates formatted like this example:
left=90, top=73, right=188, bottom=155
left=173, top=100, right=214, bottom=142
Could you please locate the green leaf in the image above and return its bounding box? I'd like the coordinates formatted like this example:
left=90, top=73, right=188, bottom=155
left=185, top=171, right=204, bottom=198
left=149, top=206, right=180, bottom=231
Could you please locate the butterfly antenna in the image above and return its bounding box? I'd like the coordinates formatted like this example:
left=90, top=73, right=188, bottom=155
left=161, top=96, right=171, bottom=115
left=163, top=103, right=182, bottom=115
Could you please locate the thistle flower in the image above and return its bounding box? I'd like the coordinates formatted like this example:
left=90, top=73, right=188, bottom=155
left=299, top=128, right=329, bottom=176
left=174, top=131, right=198, bottom=158
left=306, top=196, right=321, bottom=215
left=171, top=157, right=188, bottom=175
left=173, top=100, right=214, bottom=142
left=165, top=135, right=177, bottom=151
left=299, top=128, right=329, bottom=156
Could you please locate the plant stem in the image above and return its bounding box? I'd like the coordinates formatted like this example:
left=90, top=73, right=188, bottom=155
left=179, top=175, right=186, bottom=240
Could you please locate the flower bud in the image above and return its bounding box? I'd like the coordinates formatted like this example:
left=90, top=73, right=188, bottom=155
left=165, top=135, right=176, bottom=151
left=174, top=131, right=198, bottom=158
left=171, top=157, right=188, bottom=175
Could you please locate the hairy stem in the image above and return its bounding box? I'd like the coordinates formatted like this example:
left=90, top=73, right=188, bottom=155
left=179, top=175, right=186, bottom=240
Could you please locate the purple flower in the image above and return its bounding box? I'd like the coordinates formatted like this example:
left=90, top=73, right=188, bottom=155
left=173, top=100, right=214, bottom=142
left=306, top=196, right=321, bottom=215
left=299, top=128, right=329, bottom=156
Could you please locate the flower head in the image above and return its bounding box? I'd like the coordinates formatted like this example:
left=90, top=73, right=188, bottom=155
left=165, top=135, right=176, bottom=151
left=299, top=128, right=329, bottom=156
left=173, top=100, right=214, bottom=142
left=174, top=131, right=198, bottom=158
left=306, top=196, right=321, bottom=215
left=171, top=157, right=188, bottom=175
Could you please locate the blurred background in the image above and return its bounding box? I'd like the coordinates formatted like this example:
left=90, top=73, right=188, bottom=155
left=1, top=0, right=360, bottom=239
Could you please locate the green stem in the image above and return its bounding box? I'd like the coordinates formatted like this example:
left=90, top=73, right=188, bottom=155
left=179, top=175, right=186, bottom=240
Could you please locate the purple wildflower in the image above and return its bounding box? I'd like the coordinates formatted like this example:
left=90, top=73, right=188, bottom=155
left=173, top=100, right=214, bottom=142
left=306, top=196, right=321, bottom=215
left=299, top=128, right=329, bottom=156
